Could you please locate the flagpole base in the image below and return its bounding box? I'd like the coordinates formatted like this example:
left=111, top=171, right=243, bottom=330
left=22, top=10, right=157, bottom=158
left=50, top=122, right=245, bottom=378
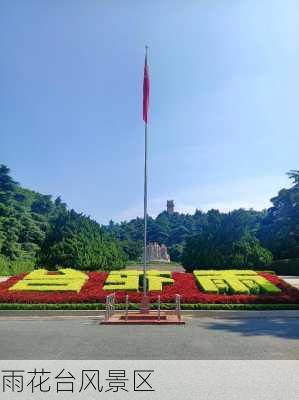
left=140, top=295, right=150, bottom=314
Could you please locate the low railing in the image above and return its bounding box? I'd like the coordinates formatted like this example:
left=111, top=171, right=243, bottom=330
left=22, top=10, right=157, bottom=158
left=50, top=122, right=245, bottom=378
left=105, top=293, right=182, bottom=321
left=105, top=293, right=115, bottom=321
left=157, top=295, right=161, bottom=321
left=125, top=294, right=129, bottom=322
left=175, top=294, right=181, bottom=321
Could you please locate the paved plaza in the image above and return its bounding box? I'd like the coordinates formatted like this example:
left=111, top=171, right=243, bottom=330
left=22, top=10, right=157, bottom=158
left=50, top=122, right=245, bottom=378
left=0, top=316, right=298, bottom=360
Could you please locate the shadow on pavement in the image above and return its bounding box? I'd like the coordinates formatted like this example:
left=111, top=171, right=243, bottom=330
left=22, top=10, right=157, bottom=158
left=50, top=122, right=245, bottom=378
left=204, top=318, right=299, bottom=340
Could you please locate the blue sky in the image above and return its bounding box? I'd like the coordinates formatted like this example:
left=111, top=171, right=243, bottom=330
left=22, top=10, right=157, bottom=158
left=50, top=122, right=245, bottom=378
left=1, top=1, right=298, bottom=223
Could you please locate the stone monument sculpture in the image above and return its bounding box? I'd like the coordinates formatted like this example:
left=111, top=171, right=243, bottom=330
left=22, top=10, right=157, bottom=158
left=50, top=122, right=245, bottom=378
left=145, top=242, right=170, bottom=263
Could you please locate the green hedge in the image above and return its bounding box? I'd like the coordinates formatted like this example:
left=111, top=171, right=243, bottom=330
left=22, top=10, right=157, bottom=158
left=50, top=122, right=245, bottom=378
left=0, top=303, right=298, bottom=311
left=271, top=258, right=299, bottom=276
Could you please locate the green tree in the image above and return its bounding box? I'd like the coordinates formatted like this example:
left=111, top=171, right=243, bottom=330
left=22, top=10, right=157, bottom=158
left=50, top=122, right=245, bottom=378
left=0, top=165, right=18, bottom=192
left=259, top=170, right=299, bottom=259
left=168, top=243, right=184, bottom=262
left=230, top=233, right=273, bottom=267
left=119, top=239, right=143, bottom=261
left=0, top=165, right=126, bottom=272
left=182, top=210, right=272, bottom=271
left=39, top=210, right=125, bottom=270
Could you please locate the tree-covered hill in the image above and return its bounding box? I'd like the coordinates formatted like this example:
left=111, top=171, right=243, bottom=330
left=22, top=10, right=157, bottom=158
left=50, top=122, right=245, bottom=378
left=0, top=165, right=125, bottom=273
left=106, top=171, right=299, bottom=271
left=258, top=170, right=299, bottom=259
left=1, top=164, right=298, bottom=274
left=105, top=206, right=266, bottom=263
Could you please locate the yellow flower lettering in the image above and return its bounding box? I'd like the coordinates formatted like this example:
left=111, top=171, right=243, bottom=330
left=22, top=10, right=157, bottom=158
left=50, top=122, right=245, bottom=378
left=193, top=270, right=281, bottom=295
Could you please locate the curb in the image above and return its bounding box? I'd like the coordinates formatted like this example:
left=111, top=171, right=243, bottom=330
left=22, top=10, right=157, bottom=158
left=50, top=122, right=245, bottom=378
left=0, top=310, right=104, bottom=317
left=183, top=310, right=299, bottom=319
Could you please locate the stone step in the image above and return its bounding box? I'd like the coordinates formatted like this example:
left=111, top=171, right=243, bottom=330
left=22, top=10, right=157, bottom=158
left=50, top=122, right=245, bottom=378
left=101, top=312, right=185, bottom=325
left=120, top=313, right=167, bottom=321
left=101, top=320, right=185, bottom=325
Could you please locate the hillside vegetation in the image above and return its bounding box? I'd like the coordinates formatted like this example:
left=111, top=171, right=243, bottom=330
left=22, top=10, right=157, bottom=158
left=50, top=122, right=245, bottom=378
left=0, top=164, right=298, bottom=275
left=0, top=165, right=125, bottom=274
left=106, top=170, right=299, bottom=272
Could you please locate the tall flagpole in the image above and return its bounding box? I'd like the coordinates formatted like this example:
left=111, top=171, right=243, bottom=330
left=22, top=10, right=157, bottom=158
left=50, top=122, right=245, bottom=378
left=143, top=45, right=148, bottom=298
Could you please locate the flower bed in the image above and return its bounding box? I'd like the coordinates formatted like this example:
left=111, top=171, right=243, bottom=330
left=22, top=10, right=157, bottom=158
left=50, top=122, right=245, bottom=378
left=0, top=271, right=298, bottom=304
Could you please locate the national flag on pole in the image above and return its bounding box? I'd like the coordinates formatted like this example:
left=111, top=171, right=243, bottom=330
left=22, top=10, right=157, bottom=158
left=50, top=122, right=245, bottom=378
left=143, top=51, right=150, bottom=123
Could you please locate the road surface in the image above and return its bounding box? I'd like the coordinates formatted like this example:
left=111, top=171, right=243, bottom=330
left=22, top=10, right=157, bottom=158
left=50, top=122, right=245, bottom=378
left=0, top=316, right=298, bottom=359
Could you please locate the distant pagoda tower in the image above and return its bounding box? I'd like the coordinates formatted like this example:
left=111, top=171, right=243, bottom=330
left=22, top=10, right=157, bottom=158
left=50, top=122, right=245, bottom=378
left=167, top=200, right=174, bottom=214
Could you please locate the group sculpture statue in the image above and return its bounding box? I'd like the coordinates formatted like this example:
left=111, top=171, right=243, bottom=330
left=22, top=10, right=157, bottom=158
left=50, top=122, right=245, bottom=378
left=145, top=242, right=170, bottom=263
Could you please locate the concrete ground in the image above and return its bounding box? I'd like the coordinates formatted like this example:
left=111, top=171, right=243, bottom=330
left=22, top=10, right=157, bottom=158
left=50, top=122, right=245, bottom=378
left=125, top=263, right=185, bottom=272
left=279, top=276, right=299, bottom=289
left=0, top=316, right=298, bottom=360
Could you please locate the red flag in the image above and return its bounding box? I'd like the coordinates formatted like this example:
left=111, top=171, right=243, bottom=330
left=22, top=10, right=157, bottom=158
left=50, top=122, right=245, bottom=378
left=143, top=53, right=150, bottom=123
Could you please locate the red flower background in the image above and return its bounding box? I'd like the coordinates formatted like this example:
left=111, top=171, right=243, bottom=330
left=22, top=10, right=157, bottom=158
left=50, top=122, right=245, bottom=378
left=0, top=272, right=298, bottom=304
